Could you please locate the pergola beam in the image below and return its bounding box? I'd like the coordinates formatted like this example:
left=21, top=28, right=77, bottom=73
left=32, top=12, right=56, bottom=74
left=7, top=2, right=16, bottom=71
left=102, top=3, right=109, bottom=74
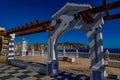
left=16, top=26, right=53, bottom=36
left=103, top=13, right=120, bottom=21
left=78, top=1, right=120, bottom=15
left=6, top=20, right=54, bottom=36
left=103, top=0, right=110, bottom=16
left=7, top=20, right=42, bottom=34
left=5, top=1, right=120, bottom=36
left=15, top=21, right=54, bottom=36
left=74, top=1, right=120, bottom=22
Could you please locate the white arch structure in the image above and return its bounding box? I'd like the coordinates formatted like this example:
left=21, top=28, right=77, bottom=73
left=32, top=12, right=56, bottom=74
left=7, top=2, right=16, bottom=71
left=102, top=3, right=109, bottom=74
left=47, top=3, right=106, bottom=80
left=6, top=2, right=106, bottom=80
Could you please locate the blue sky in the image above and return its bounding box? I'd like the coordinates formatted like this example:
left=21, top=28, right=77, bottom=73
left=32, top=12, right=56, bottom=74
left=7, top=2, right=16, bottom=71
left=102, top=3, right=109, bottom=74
left=0, top=0, right=120, bottom=48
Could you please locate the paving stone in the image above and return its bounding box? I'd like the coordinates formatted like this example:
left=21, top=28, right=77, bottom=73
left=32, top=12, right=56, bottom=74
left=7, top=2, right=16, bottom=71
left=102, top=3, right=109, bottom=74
left=6, top=77, right=21, bottom=80
left=0, top=63, right=52, bottom=80
left=22, top=77, right=38, bottom=80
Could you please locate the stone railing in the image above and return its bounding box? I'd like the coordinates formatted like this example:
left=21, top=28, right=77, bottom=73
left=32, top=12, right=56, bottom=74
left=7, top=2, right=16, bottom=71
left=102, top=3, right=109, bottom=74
left=104, top=53, right=120, bottom=61
left=26, top=50, right=90, bottom=58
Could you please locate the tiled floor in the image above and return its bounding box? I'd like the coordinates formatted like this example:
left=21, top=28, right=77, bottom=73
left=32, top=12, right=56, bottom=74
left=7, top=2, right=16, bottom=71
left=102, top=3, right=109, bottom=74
left=0, top=63, right=54, bottom=80
left=0, top=63, right=91, bottom=80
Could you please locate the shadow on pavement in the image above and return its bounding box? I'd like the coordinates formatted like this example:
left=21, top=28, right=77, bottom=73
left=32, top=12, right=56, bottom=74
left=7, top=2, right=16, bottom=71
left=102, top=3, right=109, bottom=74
left=53, top=71, right=90, bottom=80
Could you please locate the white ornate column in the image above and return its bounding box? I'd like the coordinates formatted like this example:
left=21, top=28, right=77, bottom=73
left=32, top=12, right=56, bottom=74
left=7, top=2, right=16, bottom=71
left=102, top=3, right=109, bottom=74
left=47, top=34, right=58, bottom=76
left=22, top=38, right=27, bottom=56
left=88, top=25, right=106, bottom=80
left=6, top=34, right=15, bottom=63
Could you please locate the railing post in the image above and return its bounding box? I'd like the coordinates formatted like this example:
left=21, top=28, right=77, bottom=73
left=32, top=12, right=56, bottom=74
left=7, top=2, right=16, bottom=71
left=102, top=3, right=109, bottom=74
left=76, top=49, right=79, bottom=57
left=105, top=50, right=110, bottom=61
left=63, top=46, right=66, bottom=57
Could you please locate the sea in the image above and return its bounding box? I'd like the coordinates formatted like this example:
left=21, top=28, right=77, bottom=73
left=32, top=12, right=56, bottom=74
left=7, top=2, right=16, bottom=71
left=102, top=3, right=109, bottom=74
left=58, top=48, right=120, bottom=53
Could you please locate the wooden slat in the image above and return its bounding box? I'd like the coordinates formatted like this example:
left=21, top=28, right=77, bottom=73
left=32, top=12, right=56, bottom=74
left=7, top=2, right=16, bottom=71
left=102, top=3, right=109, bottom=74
left=6, top=20, right=42, bottom=34
left=14, top=20, right=53, bottom=36
left=6, top=20, right=53, bottom=36
left=78, top=1, right=120, bottom=15
left=74, top=1, right=120, bottom=22
left=17, top=25, right=54, bottom=36
left=6, top=1, right=120, bottom=36
left=103, top=13, right=120, bottom=20
left=103, top=0, right=110, bottom=16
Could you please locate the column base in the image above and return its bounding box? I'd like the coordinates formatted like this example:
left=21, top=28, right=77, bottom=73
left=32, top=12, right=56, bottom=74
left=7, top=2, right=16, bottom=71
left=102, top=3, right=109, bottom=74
left=6, top=59, right=14, bottom=65
left=90, top=66, right=105, bottom=80
left=46, top=60, right=59, bottom=76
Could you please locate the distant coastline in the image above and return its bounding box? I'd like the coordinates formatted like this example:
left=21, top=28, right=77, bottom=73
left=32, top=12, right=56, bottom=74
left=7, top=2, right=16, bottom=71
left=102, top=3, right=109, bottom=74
left=15, top=41, right=120, bottom=53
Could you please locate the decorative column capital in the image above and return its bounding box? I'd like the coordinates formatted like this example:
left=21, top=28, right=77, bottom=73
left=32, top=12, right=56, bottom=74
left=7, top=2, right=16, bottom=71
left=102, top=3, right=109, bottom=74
left=10, top=33, right=15, bottom=39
